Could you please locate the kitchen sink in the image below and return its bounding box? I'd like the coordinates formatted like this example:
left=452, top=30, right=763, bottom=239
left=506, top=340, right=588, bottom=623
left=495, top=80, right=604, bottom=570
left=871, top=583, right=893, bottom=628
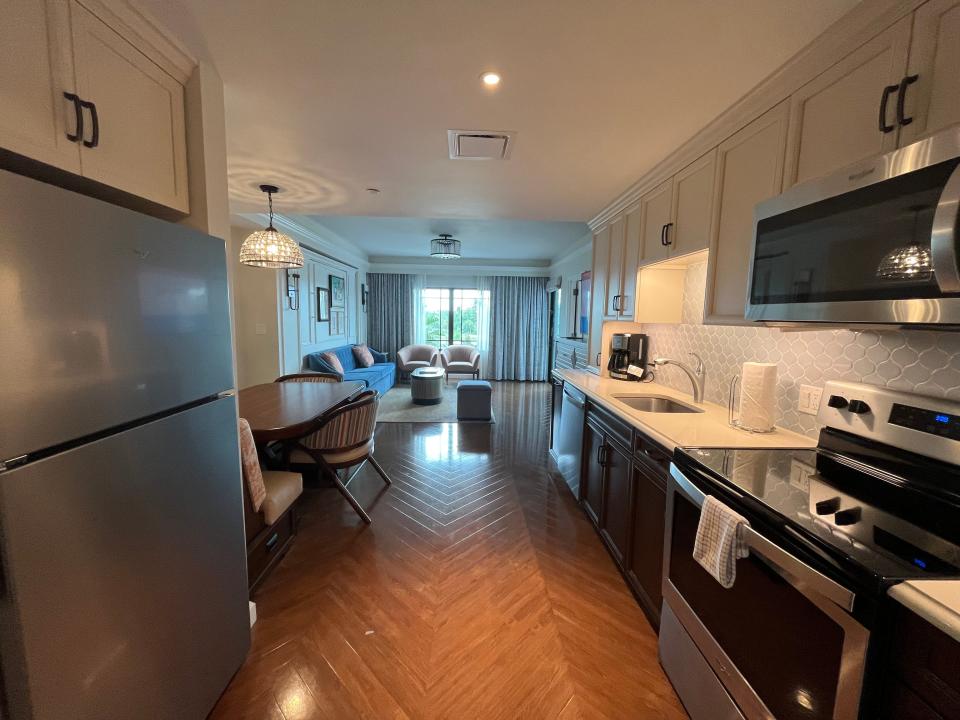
left=612, top=395, right=703, bottom=414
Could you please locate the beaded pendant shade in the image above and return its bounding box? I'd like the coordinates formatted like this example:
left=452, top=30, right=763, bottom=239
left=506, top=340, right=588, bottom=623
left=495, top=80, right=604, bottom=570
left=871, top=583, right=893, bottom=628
left=239, top=185, right=304, bottom=269
left=430, top=233, right=461, bottom=259
left=875, top=205, right=933, bottom=282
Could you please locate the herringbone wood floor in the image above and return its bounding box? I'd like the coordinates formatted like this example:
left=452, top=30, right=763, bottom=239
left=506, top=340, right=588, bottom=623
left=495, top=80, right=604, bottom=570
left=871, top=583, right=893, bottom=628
left=211, top=382, right=687, bottom=719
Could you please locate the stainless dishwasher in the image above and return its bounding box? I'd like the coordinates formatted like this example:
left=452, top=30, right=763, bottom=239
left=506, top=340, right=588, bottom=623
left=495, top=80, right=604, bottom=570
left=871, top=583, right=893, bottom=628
left=555, top=383, right=586, bottom=497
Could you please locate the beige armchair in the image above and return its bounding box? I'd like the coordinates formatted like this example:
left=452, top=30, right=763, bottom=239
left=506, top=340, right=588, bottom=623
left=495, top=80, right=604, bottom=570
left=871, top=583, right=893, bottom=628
left=396, top=344, right=439, bottom=380
left=441, top=344, right=480, bottom=383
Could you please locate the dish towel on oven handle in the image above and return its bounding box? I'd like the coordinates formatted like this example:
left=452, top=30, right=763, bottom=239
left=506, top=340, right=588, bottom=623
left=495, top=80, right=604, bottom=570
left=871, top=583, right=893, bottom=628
left=693, top=495, right=751, bottom=589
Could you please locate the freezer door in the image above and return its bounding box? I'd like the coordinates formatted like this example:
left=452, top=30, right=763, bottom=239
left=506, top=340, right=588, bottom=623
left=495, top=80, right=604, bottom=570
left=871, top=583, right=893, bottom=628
left=0, top=397, right=249, bottom=720
left=0, top=169, right=234, bottom=460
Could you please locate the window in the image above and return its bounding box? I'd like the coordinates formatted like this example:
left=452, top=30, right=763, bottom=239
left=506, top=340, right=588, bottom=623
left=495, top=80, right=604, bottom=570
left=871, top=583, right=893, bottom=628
left=421, top=287, right=485, bottom=349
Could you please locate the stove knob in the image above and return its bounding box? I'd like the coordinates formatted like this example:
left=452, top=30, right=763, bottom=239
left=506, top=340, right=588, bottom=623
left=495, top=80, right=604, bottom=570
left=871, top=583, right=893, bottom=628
left=834, top=507, right=862, bottom=526
left=815, top=497, right=841, bottom=515
left=847, top=400, right=871, bottom=415
left=827, top=395, right=848, bottom=409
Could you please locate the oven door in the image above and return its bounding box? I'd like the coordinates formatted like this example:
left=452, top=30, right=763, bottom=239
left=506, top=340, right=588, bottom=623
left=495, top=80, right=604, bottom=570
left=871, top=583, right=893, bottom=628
left=746, top=126, right=960, bottom=326
left=663, top=465, right=870, bottom=720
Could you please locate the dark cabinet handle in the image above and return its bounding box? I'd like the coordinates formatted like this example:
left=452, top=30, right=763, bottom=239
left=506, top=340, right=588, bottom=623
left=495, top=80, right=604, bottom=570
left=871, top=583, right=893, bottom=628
left=878, top=84, right=898, bottom=133
left=896, top=74, right=919, bottom=127
left=596, top=352, right=601, bottom=366
left=660, top=224, right=667, bottom=246
left=63, top=92, right=83, bottom=142
left=597, top=443, right=607, bottom=466
left=80, top=99, right=99, bottom=148
left=663, top=222, right=674, bottom=246
left=265, top=532, right=280, bottom=552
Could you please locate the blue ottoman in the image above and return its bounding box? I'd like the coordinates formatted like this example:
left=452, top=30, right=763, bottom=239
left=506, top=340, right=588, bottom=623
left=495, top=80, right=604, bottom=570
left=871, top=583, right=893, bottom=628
left=457, top=380, right=493, bottom=421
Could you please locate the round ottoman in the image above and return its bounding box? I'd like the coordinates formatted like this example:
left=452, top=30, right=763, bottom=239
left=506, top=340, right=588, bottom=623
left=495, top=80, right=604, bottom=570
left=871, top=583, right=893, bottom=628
left=410, top=367, right=444, bottom=405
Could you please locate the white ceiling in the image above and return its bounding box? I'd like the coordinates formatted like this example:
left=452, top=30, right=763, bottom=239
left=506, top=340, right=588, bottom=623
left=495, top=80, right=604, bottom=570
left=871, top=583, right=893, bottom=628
left=306, top=216, right=589, bottom=262
left=152, top=0, right=859, bottom=221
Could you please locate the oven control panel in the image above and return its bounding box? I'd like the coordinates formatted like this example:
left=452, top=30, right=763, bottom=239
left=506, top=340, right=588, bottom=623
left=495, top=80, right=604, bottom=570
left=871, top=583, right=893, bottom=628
left=817, top=381, right=960, bottom=466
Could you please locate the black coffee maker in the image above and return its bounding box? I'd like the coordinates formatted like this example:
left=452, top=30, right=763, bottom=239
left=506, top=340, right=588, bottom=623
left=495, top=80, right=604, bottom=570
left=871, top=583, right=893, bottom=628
left=607, top=333, right=649, bottom=381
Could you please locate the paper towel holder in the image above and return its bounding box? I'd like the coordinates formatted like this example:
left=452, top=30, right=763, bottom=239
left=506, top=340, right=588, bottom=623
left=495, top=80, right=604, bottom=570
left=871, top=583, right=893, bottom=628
left=727, top=375, right=776, bottom=434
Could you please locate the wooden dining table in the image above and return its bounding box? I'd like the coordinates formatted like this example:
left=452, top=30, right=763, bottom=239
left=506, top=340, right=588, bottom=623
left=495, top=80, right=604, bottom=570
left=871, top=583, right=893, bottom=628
left=237, top=381, right=365, bottom=443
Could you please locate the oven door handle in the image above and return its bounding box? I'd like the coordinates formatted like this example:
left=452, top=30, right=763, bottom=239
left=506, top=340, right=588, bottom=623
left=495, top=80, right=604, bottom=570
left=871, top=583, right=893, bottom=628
left=931, top=161, right=960, bottom=294
left=669, top=464, right=856, bottom=612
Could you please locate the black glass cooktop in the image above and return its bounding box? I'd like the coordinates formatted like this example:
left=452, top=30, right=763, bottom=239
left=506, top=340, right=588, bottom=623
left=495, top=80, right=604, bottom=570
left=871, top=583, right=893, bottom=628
left=675, top=442, right=960, bottom=584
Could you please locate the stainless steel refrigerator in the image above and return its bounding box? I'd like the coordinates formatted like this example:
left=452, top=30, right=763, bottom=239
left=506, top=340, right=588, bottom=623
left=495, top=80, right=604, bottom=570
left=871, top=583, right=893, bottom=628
left=0, top=169, right=250, bottom=719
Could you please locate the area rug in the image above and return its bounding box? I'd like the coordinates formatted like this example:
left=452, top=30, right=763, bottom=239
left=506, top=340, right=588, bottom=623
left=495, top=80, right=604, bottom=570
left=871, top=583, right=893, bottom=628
left=377, top=384, right=495, bottom=423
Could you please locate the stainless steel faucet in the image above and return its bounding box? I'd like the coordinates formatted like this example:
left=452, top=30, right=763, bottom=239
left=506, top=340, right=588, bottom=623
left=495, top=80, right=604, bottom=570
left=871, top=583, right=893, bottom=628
left=651, top=353, right=706, bottom=403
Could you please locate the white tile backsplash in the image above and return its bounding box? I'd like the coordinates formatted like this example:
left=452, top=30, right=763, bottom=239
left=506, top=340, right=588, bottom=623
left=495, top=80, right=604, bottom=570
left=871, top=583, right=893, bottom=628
left=642, top=262, right=960, bottom=438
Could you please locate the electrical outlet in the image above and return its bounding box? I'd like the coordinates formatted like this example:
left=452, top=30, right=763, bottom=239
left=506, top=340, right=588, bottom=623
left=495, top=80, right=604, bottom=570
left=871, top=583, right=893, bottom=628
left=798, top=384, right=823, bottom=415
left=254, top=323, right=267, bottom=336
left=789, top=459, right=815, bottom=491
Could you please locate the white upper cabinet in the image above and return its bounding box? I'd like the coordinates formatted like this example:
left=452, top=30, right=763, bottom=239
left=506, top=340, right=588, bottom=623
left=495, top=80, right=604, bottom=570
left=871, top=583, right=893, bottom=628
left=0, top=0, right=190, bottom=214
left=70, top=1, right=189, bottom=212
left=670, top=150, right=717, bottom=257
left=784, top=16, right=912, bottom=187
left=0, top=0, right=80, bottom=172
left=705, top=101, right=790, bottom=324
left=639, top=179, right=674, bottom=266
left=588, top=225, right=611, bottom=369
left=604, top=214, right=626, bottom=318
left=899, top=0, right=960, bottom=145
left=619, top=203, right=642, bottom=317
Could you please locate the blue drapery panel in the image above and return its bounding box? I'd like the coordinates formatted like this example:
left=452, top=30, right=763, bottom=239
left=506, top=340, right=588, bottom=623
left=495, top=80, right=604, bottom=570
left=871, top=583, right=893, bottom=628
left=366, top=273, right=417, bottom=360
left=481, top=275, right=550, bottom=381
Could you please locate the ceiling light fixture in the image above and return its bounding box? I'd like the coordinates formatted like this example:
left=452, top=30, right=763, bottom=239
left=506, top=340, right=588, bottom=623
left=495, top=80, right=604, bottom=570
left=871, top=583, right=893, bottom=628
left=876, top=205, right=933, bottom=282
left=239, top=185, right=304, bottom=269
left=480, top=71, right=501, bottom=87
left=430, top=233, right=462, bottom=260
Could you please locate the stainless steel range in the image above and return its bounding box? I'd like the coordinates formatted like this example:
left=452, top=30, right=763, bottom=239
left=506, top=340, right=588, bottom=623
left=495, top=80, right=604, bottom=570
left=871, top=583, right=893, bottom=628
left=660, top=381, right=960, bottom=720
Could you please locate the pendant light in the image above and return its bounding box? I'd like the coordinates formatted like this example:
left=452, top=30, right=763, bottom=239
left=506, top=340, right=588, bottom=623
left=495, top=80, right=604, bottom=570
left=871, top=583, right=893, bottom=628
left=430, top=233, right=462, bottom=259
left=876, top=205, right=933, bottom=282
left=239, top=185, right=304, bottom=269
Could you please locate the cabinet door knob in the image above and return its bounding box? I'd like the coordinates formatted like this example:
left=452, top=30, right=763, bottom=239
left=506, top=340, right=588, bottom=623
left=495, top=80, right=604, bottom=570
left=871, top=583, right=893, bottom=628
left=878, top=84, right=899, bottom=133
left=63, top=92, right=83, bottom=142
left=79, top=99, right=99, bottom=148
left=896, top=74, right=919, bottom=127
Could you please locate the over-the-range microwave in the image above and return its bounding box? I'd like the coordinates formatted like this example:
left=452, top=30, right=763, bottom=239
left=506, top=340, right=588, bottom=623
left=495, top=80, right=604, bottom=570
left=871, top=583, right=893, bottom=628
left=746, top=125, right=960, bottom=327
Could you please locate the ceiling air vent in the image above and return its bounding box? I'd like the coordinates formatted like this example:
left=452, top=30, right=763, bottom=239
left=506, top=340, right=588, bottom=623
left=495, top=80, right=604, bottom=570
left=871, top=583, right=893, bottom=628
left=447, top=130, right=515, bottom=160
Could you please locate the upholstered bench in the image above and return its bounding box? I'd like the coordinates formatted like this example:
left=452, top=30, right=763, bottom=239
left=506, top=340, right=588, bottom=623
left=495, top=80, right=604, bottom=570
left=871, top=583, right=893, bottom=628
left=457, top=380, right=493, bottom=421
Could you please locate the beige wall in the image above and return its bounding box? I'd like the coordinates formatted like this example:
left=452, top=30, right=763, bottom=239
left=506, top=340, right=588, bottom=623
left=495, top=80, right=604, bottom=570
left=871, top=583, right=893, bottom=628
left=229, top=226, right=283, bottom=388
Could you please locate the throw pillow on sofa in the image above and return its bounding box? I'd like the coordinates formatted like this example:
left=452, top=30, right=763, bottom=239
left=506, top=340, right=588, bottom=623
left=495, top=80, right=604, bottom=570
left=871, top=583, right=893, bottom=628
left=352, top=344, right=375, bottom=368
left=320, top=350, right=345, bottom=375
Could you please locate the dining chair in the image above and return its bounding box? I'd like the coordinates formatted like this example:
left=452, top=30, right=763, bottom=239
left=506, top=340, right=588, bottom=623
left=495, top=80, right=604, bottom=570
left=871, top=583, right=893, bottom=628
left=286, top=389, right=391, bottom=524
left=276, top=372, right=341, bottom=383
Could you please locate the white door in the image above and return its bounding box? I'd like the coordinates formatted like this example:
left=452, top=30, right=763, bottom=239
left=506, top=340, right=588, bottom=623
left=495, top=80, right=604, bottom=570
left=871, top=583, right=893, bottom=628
left=639, top=179, right=674, bottom=265
left=670, top=149, right=717, bottom=257
left=604, top=214, right=626, bottom=318
left=899, top=0, right=960, bottom=145
left=0, top=0, right=81, bottom=173
left=70, top=1, right=189, bottom=212
left=784, top=16, right=912, bottom=186
left=619, top=203, right=642, bottom=318
left=705, top=101, right=790, bottom=324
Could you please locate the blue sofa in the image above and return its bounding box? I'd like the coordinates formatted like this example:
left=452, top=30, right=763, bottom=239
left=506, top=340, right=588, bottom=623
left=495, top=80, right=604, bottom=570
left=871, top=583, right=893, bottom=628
left=305, top=345, right=396, bottom=397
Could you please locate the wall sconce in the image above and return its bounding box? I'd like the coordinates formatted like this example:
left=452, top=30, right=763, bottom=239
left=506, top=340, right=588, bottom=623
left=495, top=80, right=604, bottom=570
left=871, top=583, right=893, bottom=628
left=286, top=270, right=300, bottom=311
left=361, top=283, right=369, bottom=313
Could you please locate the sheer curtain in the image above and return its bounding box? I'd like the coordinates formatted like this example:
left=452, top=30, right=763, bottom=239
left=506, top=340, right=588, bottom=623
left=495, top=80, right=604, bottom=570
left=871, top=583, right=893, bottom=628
left=480, top=275, right=550, bottom=381
left=412, top=274, right=427, bottom=344
left=476, top=275, right=493, bottom=376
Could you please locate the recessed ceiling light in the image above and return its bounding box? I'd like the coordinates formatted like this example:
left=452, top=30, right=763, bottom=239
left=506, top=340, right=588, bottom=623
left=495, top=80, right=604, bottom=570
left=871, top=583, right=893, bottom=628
left=480, top=71, right=501, bottom=87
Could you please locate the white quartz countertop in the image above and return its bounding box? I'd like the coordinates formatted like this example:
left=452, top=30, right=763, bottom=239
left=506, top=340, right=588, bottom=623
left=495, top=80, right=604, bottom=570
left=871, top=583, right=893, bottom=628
left=889, top=581, right=960, bottom=644
left=555, top=368, right=815, bottom=451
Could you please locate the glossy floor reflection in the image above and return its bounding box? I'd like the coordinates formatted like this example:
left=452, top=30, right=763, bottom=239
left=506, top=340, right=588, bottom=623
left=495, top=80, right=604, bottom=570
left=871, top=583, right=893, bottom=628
left=211, top=381, right=687, bottom=719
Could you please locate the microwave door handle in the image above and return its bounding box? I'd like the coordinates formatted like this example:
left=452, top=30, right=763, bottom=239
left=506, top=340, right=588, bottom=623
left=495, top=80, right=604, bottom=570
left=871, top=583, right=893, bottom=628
left=931, top=162, right=960, bottom=294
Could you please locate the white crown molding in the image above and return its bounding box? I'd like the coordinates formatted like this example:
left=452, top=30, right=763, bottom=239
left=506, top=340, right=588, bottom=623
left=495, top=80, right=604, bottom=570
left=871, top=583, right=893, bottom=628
left=77, top=0, right=197, bottom=83
left=242, top=214, right=370, bottom=269
left=587, top=0, right=924, bottom=231
left=368, top=256, right=550, bottom=277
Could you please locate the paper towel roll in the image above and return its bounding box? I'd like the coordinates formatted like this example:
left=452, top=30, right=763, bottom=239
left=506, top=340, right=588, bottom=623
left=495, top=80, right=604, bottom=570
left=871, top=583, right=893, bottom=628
left=729, top=449, right=771, bottom=495
left=738, top=362, right=777, bottom=432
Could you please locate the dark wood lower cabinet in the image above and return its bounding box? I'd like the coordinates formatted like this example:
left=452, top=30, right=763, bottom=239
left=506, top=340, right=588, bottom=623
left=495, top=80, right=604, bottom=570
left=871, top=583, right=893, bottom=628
left=581, top=404, right=669, bottom=630
left=582, top=421, right=605, bottom=526
left=626, top=455, right=667, bottom=626
left=599, top=439, right=632, bottom=567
